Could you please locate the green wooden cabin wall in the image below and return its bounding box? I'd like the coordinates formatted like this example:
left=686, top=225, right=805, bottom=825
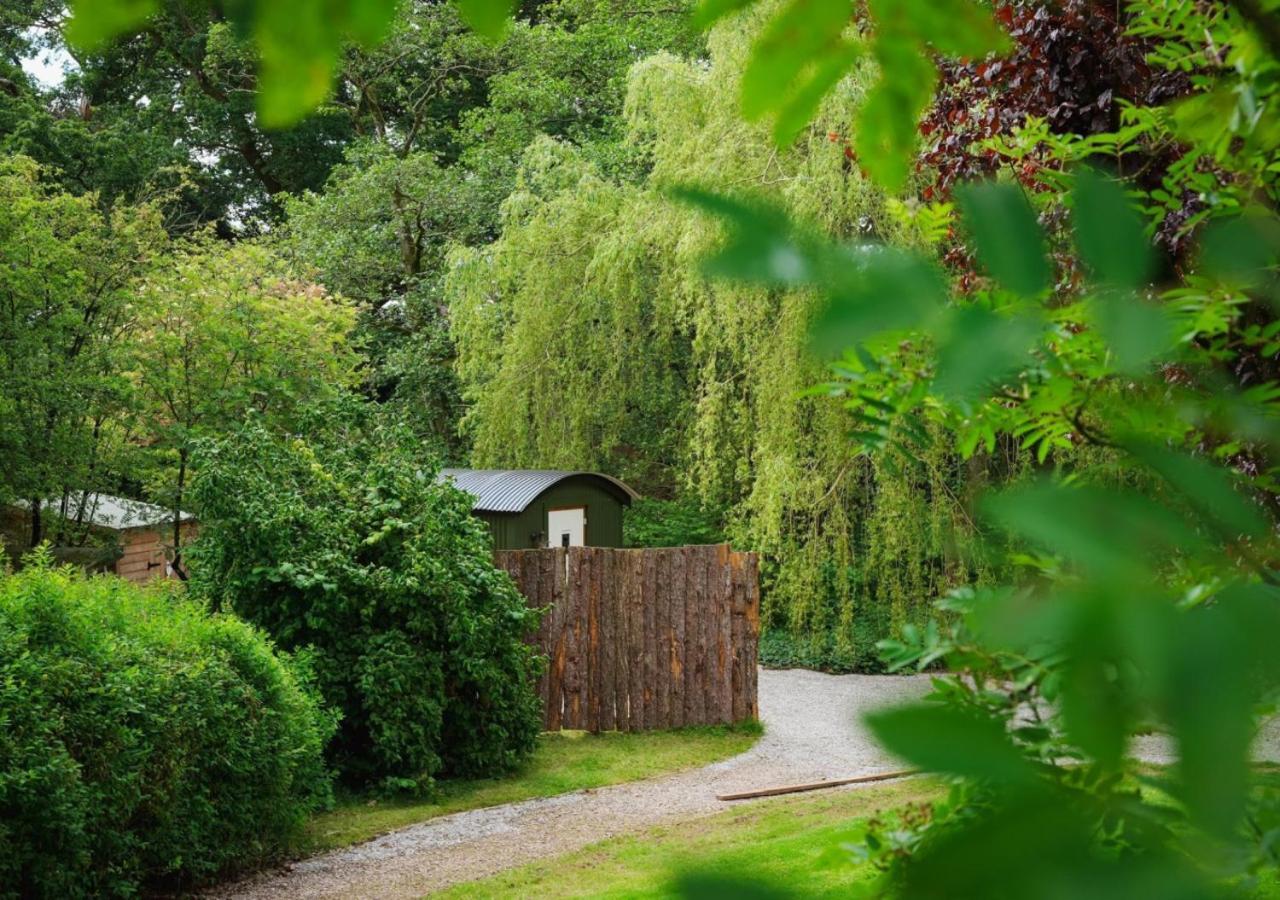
left=475, top=475, right=628, bottom=549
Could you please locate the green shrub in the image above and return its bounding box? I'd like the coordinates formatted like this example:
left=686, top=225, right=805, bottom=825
left=0, top=553, right=333, bottom=898
left=188, top=407, right=543, bottom=789
left=624, top=496, right=726, bottom=548
left=758, top=628, right=889, bottom=674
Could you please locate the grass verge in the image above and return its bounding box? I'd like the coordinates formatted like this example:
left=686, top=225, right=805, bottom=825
left=299, top=721, right=762, bottom=855
left=435, top=776, right=942, bottom=898
left=436, top=768, right=1280, bottom=899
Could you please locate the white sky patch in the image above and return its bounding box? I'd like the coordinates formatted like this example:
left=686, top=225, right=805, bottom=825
left=20, top=28, right=75, bottom=88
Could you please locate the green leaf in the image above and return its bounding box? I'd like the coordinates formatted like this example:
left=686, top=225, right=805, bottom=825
left=955, top=182, right=1050, bottom=296
left=1072, top=168, right=1154, bottom=287
left=672, top=189, right=818, bottom=286
left=892, top=0, right=1010, bottom=57
left=66, top=0, right=157, bottom=49
left=254, top=1, right=342, bottom=129
left=811, top=248, right=948, bottom=354
left=1056, top=592, right=1152, bottom=771
left=770, top=43, right=862, bottom=145
left=853, top=36, right=936, bottom=193
left=983, top=481, right=1203, bottom=576
left=1126, top=442, right=1268, bottom=541
left=690, top=0, right=758, bottom=29
left=900, top=797, right=1213, bottom=900
left=934, top=306, right=1041, bottom=401
left=1091, top=290, right=1174, bottom=373
left=455, top=0, right=518, bottom=40
left=1198, top=213, right=1280, bottom=289
left=676, top=872, right=792, bottom=899
left=866, top=703, right=1037, bottom=783
left=345, top=0, right=402, bottom=45
left=1161, top=596, right=1263, bottom=838
left=674, top=188, right=947, bottom=357
left=740, top=0, right=855, bottom=123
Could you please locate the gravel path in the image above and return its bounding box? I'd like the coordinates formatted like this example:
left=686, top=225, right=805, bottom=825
left=213, top=668, right=1280, bottom=900
left=212, top=669, right=929, bottom=900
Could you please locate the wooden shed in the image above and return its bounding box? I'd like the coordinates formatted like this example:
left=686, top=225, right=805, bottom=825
left=439, top=469, right=638, bottom=550
left=2, top=493, right=195, bottom=584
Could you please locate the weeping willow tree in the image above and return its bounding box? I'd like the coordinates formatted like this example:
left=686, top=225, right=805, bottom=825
left=447, top=9, right=992, bottom=668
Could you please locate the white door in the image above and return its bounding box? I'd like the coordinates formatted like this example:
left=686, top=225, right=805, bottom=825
left=547, top=507, right=586, bottom=548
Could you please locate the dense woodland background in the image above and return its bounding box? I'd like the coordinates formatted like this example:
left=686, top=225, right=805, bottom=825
left=4, top=0, right=1280, bottom=895
left=0, top=0, right=1274, bottom=670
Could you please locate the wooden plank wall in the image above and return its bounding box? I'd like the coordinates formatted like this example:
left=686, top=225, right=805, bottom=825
left=495, top=544, right=760, bottom=732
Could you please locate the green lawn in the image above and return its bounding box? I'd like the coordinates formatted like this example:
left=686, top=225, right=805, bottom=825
left=437, top=772, right=1280, bottom=899
left=299, top=722, right=762, bottom=854
left=436, top=777, right=942, bottom=899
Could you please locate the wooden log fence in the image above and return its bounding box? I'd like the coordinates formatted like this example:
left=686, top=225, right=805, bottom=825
left=495, top=544, right=760, bottom=733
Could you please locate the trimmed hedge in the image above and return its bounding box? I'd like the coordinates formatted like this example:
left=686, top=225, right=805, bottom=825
left=0, top=555, right=333, bottom=898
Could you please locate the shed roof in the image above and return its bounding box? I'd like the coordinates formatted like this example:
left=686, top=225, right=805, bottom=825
left=15, top=492, right=194, bottom=531
left=438, top=469, right=638, bottom=514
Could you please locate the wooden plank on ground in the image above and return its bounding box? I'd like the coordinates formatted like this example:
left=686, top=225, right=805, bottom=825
left=716, top=769, right=919, bottom=802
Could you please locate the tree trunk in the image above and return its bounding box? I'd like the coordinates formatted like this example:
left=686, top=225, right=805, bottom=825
left=29, top=497, right=42, bottom=549
left=171, top=448, right=189, bottom=581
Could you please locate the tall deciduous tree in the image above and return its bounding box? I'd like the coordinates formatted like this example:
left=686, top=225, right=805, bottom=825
left=0, top=156, right=163, bottom=546
left=285, top=0, right=699, bottom=451
left=130, top=238, right=358, bottom=575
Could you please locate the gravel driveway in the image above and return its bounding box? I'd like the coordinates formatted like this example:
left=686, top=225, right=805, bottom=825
left=212, top=668, right=1280, bottom=900
left=212, top=669, right=930, bottom=900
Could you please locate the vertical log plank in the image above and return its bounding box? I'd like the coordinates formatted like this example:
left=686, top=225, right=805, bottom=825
left=668, top=547, right=686, bottom=729
left=627, top=549, right=644, bottom=731
left=500, top=543, right=759, bottom=734
left=610, top=550, right=626, bottom=730
left=564, top=548, right=583, bottom=730
left=549, top=547, right=567, bottom=730
left=642, top=548, right=658, bottom=730
left=586, top=547, right=601, bottom=732
left=652, top=548, right=670, bottom=729
left=537, top=552, right=550, bottom=730
left=745, top=550, right=760, bottom=719
left=681, top=546, right=696, bottom=725
left=729, top=549, right=747, bottom=723
left=717, top=545, right=735, bottom=723
left=599, top=550, right=617, bottom=732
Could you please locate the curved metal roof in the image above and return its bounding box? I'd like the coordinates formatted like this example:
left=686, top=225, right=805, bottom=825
left=438, top=469, right=638, bottom=514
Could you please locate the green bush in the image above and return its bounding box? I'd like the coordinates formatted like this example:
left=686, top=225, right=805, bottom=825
left=188, top=408, right=543, bottom=789
left=758, top=628, right=888, bottom=674
left=0, top=553, right=333, bottom=898
left=624, top=496, right=726, bottom=548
